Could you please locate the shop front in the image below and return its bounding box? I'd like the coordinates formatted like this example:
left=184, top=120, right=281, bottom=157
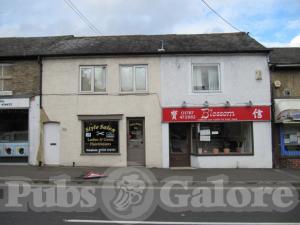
left=162, top=106, right=272, bottom=168
left=274, top=99, right=300, bottom=168
left=0, top=98, right=30, bottom=162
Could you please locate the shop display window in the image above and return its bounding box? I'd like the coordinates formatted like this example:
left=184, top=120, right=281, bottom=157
left=191, top=122, right=253, bottom=155
left=280, top=124, right=300, bottom=156
left=82, top=120, right=119, bottom=154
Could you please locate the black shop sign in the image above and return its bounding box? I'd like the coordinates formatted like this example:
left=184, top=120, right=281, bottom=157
left=83, top=121, right=119, bottom=154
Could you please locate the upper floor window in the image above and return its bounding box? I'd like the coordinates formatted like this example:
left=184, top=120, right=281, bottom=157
left=0, top=64, right=13, bottom=95
left=80, top=66, right=106, bottom=93
left=120, top=65, right=147, bottom=92
left=192, top=64, right=220, bottom=92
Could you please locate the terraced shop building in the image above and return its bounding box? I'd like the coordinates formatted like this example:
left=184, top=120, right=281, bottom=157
left=39, top=32, right=272, bottom=168
left=160, top=33, right=272, bottom=168
left=270, top=47, right=300, bottom=168
left=0, top=36, right=72, bottom=165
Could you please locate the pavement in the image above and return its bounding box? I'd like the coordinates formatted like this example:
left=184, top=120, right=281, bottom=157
left=0, top=165, right=299, bottom=184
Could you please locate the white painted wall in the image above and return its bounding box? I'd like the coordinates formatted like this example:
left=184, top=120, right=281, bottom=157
left=161, top=54, right=271, bottom=107
left=28, top=96, right=40, bottom=165
left=42, top=57, right=162, bottom=167
left=161, top=54, right=272, bottom=168
left=162, top=123, right=169, bottom=168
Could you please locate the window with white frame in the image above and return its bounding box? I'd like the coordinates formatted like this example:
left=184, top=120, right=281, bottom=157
left=192, top=64, right=220, bottom=92
left=80, top=66, right=106, bottom=93
left=0, top=64, right=13, bottom=93
left=120, top=65, right=147, bottom=92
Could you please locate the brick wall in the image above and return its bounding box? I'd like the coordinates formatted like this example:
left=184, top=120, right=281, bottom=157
left=1, top=60, right=40, bottom=97
left=279, top=158, right=300, bottom=169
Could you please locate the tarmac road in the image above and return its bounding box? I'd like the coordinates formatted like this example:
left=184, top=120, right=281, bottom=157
left=0, top=183, right=299, bottom=225
left=0, top=166, right=300, bottom=224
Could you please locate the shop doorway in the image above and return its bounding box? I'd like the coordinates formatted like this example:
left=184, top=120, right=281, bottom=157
left=43, top=122, right=60, bottom=165
left=169, top=123, right=191, bottom=167
left=0, top=109, right=29, bottom=163
left=127, top=118, right=145, bottom=166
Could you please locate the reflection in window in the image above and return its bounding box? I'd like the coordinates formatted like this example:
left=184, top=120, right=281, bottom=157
left=80, top=66, right=106, bottom=92
left=282, top=124, right=300, bottom=152
left=80, top=68, right=92, bottom=91
left=192, top=65, right=220, bottom=92
left=120, top=66, right=134, bottom=92
left=191, top=122, right=253, bottom=155
left=94, top=67, right=106, bottom=92
left=120, top=65, right=147, bottom=92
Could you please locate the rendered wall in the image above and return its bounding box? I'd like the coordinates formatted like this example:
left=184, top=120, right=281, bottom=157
left=161, top=54, right=272, bottom=168
left=42, top=56, right=162, bottom=167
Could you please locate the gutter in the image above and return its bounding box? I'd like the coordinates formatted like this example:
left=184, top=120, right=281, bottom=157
left=0, top=50, right=271, bottom=59
left=269, top=63, right=300, bottom=68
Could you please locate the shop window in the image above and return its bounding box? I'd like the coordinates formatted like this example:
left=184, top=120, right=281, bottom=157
left=80, top=66, right=106, bottom=93
left=191, top=122, right=253, bottom=155
left=120, top=65, right=147, bottom=92
left=280, top=124, right=300, bottom=156
left=82, top=120, right=119, bottom=154
left=192, top=64, right=220, bottom=92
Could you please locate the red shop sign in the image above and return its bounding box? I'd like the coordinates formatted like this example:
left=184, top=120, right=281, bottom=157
left=162, top=106, right=271, bottom=122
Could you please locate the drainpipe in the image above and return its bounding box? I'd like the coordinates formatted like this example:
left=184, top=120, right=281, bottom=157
left=38, top=56, right=42, bottom=109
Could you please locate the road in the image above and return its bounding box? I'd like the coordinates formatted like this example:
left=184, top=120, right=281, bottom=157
left=0, top=182, right=299, bottom=225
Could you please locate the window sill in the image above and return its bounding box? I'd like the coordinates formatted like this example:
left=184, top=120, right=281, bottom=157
left=191, top=153, right=254, bottom=157
left=78, top=92, right=108, bottom=95
left=118, top=92, right=149, bottom=96
left=80, top=153, right=121, bottom=156
left=190, top=91, right=222, bottom=94
left=0, top=91, right=13, bottom=96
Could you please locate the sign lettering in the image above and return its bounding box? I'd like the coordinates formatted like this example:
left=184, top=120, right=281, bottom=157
left=163, top=106, right=271, bottom=122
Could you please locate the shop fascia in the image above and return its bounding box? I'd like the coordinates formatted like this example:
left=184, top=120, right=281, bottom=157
left=162, top=105, right=271, bottom=122
left=0, top=98, right=29, bottom=109
left=164, top=104, right=271, bottom=156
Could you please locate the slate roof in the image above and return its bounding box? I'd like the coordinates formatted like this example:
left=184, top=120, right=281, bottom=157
left=0, top=32, right=268, bottom=58
left=269, top=47, right=300, bottom=65
left=0, top=36, right=73, bottom=58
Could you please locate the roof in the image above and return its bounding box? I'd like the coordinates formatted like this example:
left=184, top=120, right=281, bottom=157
left=269, top=47, right=300, bottom=66
left=0, top=32, right=269, bottom=58
left=0, top=35, right=73, bottom=58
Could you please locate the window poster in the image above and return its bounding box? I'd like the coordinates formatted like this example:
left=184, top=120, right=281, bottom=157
left=83, top=121, right=118, bottom=153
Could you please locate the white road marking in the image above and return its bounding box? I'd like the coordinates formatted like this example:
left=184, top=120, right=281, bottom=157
left=1, top=182, right=300, bottom=190
left=64, top=219, right=300, bottom=225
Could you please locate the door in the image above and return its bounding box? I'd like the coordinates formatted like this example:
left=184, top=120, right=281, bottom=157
left=43, top=122, right=60, bottom=165
left=169, top=123, right=191, bottom=167
left=127, top=118, right=145, bottom=166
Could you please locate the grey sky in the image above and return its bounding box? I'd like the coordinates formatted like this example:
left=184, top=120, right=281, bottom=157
left=0, top=0, right=300, bottom=47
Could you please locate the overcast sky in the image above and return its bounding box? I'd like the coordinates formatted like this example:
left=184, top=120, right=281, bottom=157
left=0, top=0, right=300, bottom=47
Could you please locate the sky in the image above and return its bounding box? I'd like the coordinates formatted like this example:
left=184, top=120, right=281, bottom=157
left=0, top=0, right=300, bottom=47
